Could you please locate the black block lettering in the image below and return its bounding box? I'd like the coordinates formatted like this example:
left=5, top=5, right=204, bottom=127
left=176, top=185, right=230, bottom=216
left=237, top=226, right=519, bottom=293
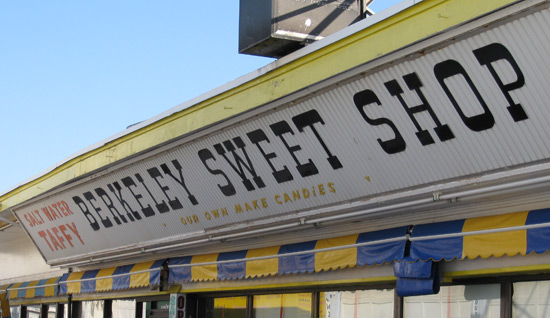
left=198, top=149, right=236, bottom=197
left=135, top=173, right=169, bottom=213
left=148, top=167, right=183, bottom=210
left=107, top=182, right=141, bottom=221
left=270, top=120, right=318, bottom=177
left=353, top=89, right=406, bottom=154
left=72, top=196, right=100, bottom=231
left=435, top=59, right=495, bottom=131
left=214, top=137, right=265, bottom=191
left=122, top=176, right=155, bottom=217
left=247, top=129, right=293, bottom=184
left=83, top=191, right=113, bottom=228
left=473, top=42, right=528, bottom=121
left=161, top=160, right=199, bottom=205
left=385, top=73, right=454, bottom=145
left=95, top=187, right=127, bottom=225
left=292, top=109, right=343, bottom=170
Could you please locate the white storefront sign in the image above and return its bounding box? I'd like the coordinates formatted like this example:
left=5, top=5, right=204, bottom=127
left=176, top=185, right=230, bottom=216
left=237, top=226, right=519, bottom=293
left=12, top=6, right=550, bottom=264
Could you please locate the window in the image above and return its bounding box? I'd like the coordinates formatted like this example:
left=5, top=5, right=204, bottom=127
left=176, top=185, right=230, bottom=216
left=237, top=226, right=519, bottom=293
left=253, top=293, right=312, bottom=318
left=148, top=300, right=170, bottom=318
left=200, top=296, right=247, bottom=318
left=403, top=284, right=500, bottom=318
left=112, top=300, right=136, bottom=318
left=320, top=289, right=394, bottom=318
left=513, top=281, right=550, bottom=317
left=26, top=305, right=40, bottom=318
left=47, top=305, right=58, bottom=318
left=196, top=289, right=394, bottom=318
left=81, top=301, right=104, bottom=318
left=10, top=306, right=20, bottom=318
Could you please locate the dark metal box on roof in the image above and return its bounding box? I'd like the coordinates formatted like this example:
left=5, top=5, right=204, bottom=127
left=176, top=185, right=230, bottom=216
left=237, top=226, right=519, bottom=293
left=239, top=0, right=363, bottom=58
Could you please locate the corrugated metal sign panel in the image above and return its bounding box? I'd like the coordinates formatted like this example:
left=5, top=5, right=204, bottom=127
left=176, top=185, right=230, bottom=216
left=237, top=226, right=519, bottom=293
left=12, top=1, right=550, bottom=265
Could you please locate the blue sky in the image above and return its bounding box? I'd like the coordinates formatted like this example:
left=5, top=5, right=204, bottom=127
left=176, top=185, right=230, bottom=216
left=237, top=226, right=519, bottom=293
left=0, top=0, right=402, bottom=194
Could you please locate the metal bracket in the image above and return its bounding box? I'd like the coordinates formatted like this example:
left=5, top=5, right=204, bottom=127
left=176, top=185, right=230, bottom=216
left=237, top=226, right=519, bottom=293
left=0, top=215, right=19, bottom=227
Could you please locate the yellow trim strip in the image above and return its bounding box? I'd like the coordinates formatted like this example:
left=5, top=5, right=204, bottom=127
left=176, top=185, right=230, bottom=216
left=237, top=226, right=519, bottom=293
left=9, top=297, right=69, bottom=306
left=444, top=264, right=550, bottom=281
left=0, top=0, right=517, bottom=212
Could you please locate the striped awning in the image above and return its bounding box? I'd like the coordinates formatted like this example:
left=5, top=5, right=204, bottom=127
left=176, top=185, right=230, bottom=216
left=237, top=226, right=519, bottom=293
left=59, top=259, right=165, bottom=295
left=0, top=285, right=9, bottom=294
left=7, top=278, right=59, bottom=300
left=169, top=226, right=409, bottom=283
left=409, top=208, right=550, bottom=261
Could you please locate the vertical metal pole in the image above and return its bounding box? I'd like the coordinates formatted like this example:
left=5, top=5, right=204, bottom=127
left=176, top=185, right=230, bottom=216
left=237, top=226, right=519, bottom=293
left=135, top=302, right=143, bottom=318
left=311, top=292, right=319, bottom=318
left=393, top=290, right=403, bottom=318
left=67, top=295, right=72, bottom=318
left=70, top=298, right=80, bottom=318
left=40, top=304, right=48, bottom=318
left=353, top=292, right=358, bottom=318
left=56, top=303, right=64, bottom=318
left=246, top=295, right=253, bottom=318
left=279, top=295, right=283, bottom=318
left=103, top=300, right=112, bottom=318
left=501, top=282, right=513, bottom=318
left=66, top=269, right=73, bottom=318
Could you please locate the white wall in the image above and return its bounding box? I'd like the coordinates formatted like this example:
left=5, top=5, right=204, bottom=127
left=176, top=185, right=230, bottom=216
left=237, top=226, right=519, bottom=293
left=0, top=227, right=65, bottom=283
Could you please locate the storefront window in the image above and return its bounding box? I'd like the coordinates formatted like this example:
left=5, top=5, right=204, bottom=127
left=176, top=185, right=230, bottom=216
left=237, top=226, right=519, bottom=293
left=200, top=296, right=247, bottom=318
left=319, top=289, right=394, bottom=318
left=112, top=300, right=136, bottom=318
left=253, top=293, right=312, bottom=318
left=513, top=281, right=550, bottom=317
left=81, top=301, right=104, bottom=318
left=148, top=300, right=170, bottom=318
left=11, top=306, right=20, bottom=318
left=404, top=284, right=500, bottom=317
left=47, top=305, right=58, bottom=318
left=26, top=305, right=40, bottom=318
left=138, top=302, right=147, bottom=318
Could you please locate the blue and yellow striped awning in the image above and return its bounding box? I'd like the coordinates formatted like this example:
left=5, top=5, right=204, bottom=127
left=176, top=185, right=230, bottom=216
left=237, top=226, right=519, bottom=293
left=0, top=285, right=9, bottom=294
left=59, top=259, right=165, bottom=295
left=168, top=226, right=409, bottom=283
left=409, top=208, right=550, bottom=261
left=7, top=278, right=59, bottom=300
